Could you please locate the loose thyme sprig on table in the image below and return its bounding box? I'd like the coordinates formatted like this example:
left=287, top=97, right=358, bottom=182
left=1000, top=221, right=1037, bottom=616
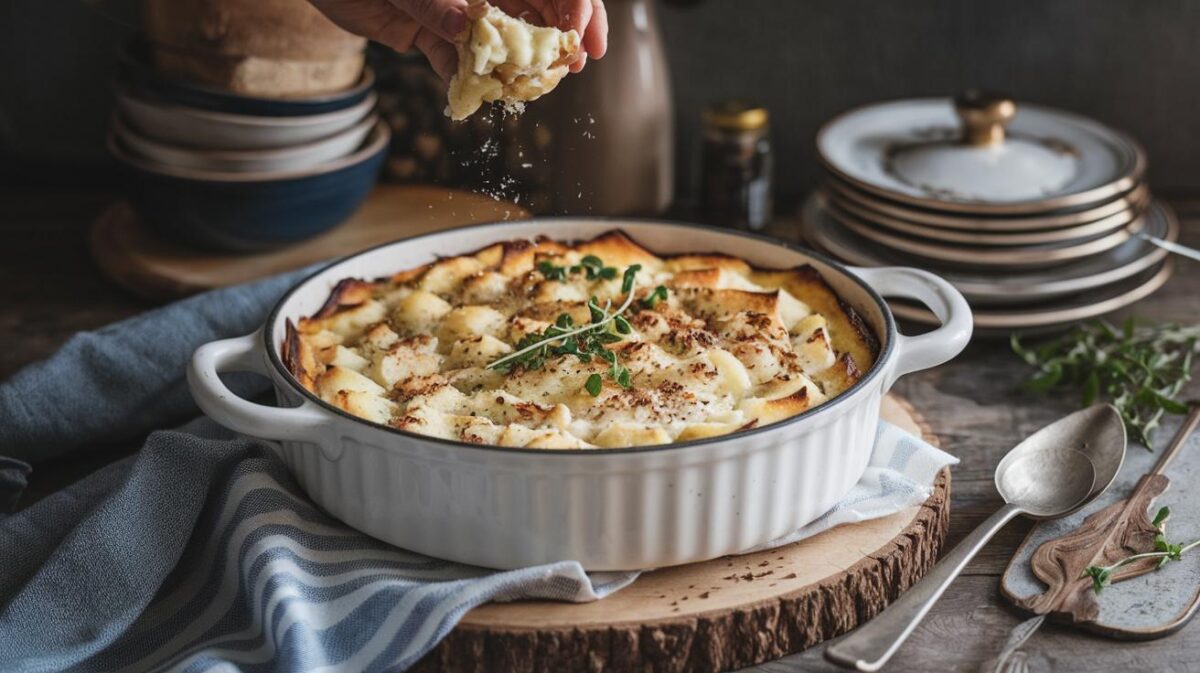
left=1081, top=505, right=1200, bottom=594
left=1012, top=319, right=1200, bottom=448
left=489, top=263, right=664, bottom=396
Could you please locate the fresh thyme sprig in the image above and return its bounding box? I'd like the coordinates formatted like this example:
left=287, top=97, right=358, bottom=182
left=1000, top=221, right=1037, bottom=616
left=489, top=264, right=645, bottom=395
left=537, top=254, right=619, bottom=282
left=640, top=284, right=668, bottom=309
left=1012, top=319, right=1200, bottom=448
left=1081, top=506, right=1200, bottom=594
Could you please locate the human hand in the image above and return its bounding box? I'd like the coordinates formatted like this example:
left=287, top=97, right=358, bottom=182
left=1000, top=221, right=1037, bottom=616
left=307, top=0, right=466, bottom=80
left=490, top=0, right=608, bottom=72
left=308, top=0, right=607, bottom=81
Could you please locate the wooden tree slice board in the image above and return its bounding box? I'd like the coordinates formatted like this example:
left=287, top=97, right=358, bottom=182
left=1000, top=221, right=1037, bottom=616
left=414, top=395, right=952, bottom=673
left=89, top=184, right=529, bottom=300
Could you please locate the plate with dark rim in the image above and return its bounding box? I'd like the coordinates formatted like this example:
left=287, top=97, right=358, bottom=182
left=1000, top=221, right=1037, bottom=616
left=801, top=194, right=1177, bottom=306
left=887, top=260, right=1174, bottom=334
left=825, top=177, right=1150, bottom=232
left=823, top=186, right=1142, bottom=246
left=817, top=98, right=1146, bottom=215
left=821, top=192, right=1146, bottom=269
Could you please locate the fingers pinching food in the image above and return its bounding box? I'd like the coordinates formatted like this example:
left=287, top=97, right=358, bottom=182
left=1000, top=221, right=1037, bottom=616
left=446, top=0, right=581, bottom=120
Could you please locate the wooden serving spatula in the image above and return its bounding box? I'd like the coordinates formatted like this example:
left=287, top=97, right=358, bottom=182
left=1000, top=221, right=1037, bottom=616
left=1004, top=403, right=1200, bottom=628
left=1013, top=405, right=1200, bottom=623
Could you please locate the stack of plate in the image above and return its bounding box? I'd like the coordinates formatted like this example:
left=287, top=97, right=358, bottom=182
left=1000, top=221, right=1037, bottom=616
left=803, top=94, right=1178, bottom=333
left=106, top=39, right=389, bottom=252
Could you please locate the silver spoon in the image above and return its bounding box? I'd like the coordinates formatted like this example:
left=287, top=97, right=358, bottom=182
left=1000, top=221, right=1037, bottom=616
left=826, top=404, right=1127, bottom=672
left=1134, top=230, right=1200, bottom=264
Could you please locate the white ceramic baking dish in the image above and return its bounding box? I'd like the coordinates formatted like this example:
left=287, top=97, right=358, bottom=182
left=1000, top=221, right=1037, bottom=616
left=188, top=219, right=971, bottom=570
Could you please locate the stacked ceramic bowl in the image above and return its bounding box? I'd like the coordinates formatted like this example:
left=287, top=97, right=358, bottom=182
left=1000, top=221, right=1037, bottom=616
left=803, top=94, right=1178, bottom=334
left=107, top=39, right=390, bottom=251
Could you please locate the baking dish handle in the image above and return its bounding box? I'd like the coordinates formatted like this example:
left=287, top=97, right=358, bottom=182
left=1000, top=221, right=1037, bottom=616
left=850, top=266, right=973, bottom=391
left=188, top=331, right=329, bottom=443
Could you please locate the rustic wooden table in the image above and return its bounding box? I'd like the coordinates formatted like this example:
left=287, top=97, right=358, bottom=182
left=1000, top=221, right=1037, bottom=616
left=3, top=183, right=1198, bottom=673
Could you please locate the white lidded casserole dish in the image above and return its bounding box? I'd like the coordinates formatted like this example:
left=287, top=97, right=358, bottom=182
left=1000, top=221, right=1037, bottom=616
left=188, top=219, right=972, bottom=570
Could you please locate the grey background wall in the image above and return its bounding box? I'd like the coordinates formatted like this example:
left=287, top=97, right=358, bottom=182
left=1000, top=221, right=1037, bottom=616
left=655, top=0, right=1200, bottom=204
left=0, top=0, right=139, bottom=166
left=4, top=0, right=1200, bottom=206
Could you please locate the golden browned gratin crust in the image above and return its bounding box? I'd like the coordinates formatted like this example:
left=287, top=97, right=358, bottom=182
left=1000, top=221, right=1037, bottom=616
left=284, top=231, right=879, bottom=449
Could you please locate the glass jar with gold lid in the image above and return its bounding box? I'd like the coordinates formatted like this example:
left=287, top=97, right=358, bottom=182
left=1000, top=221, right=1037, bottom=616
left=700, top=100, right=773, bottom=231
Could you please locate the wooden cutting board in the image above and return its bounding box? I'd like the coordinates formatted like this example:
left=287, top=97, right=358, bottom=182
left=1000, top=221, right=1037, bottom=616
left=89, top=184, right=530, bottom=300
left=413, top=395, right=952, bottom=673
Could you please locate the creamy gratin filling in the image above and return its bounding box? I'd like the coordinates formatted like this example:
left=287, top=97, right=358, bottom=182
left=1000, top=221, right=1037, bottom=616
left=284, top=231, right=878, bottom=449
left=446, top=0, right=581, bottom=120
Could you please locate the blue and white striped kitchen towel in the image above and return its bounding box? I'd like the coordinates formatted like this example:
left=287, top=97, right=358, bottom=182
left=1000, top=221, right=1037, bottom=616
left=0, top=271, right=956, bottom=672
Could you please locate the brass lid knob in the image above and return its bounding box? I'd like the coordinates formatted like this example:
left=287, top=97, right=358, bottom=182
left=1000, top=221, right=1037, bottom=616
left=703, top=100, right=769, bottom=132
left=954, top=91, right=1016, bottom=147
